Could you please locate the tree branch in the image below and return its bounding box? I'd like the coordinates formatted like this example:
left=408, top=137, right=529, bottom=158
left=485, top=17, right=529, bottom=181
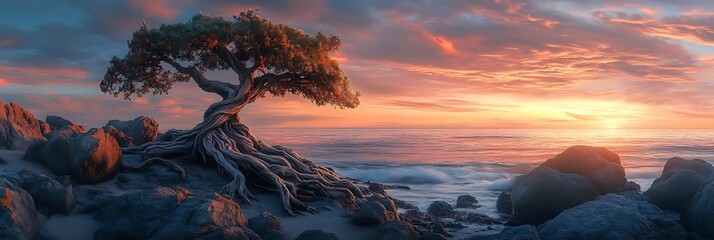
left=163, top=58, right=234, bottom=99
left=214, top=47, right=252, bottom=86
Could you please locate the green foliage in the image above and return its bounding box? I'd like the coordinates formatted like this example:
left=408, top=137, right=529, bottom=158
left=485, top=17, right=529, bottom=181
left=101, top=10, right=359, bottom=108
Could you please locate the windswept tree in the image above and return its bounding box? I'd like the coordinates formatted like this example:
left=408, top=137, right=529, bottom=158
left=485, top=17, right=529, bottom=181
left=101, top=11, right=362, bottom=214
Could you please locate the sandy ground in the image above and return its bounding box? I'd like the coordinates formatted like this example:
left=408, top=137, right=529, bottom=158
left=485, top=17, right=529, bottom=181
left=0, top=150, right=379, bottom=240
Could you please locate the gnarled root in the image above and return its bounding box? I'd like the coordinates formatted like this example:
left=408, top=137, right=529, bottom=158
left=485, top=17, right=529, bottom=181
left=122, top=157, right=187, bottom=180
left=122, top=117, right=363, bottom=215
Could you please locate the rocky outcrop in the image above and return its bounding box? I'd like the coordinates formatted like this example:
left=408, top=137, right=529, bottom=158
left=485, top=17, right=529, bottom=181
left=508, top=146, right=630, bottom=225
left=44, top=115, right=86, bottom=138
left=455, top=194, right=479, bottom=208
left=644, top=169, right=705, bottom=212
left=351, top=194, right=399, bottom=226
left=663, top=157, right=714, bottom=177
left=94, top=187, right=258, bottom=240
left=25, top=128, right=122, bottom=184
left=644, top=157, right=713, bottom=212
left=541, top=146, right=626, bottom=193
left=682, top=178, right=714, bottom=238
left=510, top=166, right=599, bottom=225
left=468, top=225, right=540, bottom=240
left=426, top=201, right=453, bottom=216
left=295, top=229, right=339, bottom=240
left=538, top=194, right=688, bottom=240
left=104, top=116, right=159, bottom=145
left=0, top=171, right=74, bottom=216
left=0, top=178, right=41, bottom=240
left=0, top=100, right=45, bottom=150
left=375, top=221, right=420, bottom=240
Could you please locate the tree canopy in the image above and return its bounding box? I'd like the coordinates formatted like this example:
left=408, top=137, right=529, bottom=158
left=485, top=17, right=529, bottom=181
left=101, top=10, right=359, bottom=109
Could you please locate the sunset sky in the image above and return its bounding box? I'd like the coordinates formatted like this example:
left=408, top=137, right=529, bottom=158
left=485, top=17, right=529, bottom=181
left=2, top=0, right=714, bottom=130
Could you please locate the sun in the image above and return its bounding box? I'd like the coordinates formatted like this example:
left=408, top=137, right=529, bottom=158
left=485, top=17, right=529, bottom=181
left=603, top=119, right=622, bottom=129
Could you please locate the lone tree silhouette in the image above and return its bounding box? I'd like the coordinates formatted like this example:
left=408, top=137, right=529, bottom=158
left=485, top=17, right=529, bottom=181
left=101, top=11, right=363, bottom=214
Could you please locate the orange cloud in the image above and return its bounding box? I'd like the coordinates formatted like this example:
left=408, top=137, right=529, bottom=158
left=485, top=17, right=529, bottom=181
left=0, top=65, right=88, bottom=78
left=425, top=34, right=459, bottom=55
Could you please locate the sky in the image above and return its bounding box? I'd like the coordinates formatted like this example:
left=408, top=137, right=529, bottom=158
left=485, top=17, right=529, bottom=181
left=1, top=0, right=714, bottom=130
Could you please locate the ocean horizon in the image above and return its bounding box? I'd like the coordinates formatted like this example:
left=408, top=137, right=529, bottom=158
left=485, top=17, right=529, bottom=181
left=253, top=128, right=714, bottom=229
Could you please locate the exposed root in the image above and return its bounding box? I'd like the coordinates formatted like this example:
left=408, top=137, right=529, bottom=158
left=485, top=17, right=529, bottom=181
left=122, top=116, right=362, bottom=215
left=122, top=157, right=187, bottom=180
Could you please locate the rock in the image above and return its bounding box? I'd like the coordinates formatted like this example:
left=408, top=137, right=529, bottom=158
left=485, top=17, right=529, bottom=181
left=456, top=194, right=479, bottom=208
left=663, top=157, right=714, bottom=177
left=623, top=181, right=641, bottom=193
left=44, top=115, right=86, bottom=138
left=467, top=225, right=540, bottom=240
left=426, top=201, right=452, bottom=216
left=510, top=166, right=599, bottom=225
left=351, top=194, right=399, bottom=226
left=541, top=145, right=626, bottom=193
left=0, top=178, right=41, bottom=240
left=496, top=191, right=512, bottom=214
left=0, top=100, right=45, bottom=150
left=538, top=194, right=687, bottom=240
left=102, top=125, right=134, bottom=147
left=2, top=171, right=75, bottom=216
left=95, top=187, right=255, bottom=240
left=392, top=197, right=418, bottom=210
left=431, top=222, right=451, bottom=237
left=25, top=128, right=122, bottom=184
left=683, top=178, right=714, bottom=238
left=248, top=211, right=281, bottom=237
left=295, top=229, right=338, bottom=240
left=376, top=221, right=420, bottom=240
left=644, top=169, right=704, bottom=212
left=37, top=120, right=51, bottom=134
left=104, top=116, right=159, bottom=145
left=369, top=183, right=388, bottom=195
left=419, top=232, right=448, bottom=240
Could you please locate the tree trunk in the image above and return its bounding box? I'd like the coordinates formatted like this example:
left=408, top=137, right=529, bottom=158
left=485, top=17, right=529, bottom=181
left=122, top=86, right=363, bottom=215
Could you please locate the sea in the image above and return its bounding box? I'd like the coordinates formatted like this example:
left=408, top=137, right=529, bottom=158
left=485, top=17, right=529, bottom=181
left=253, top=128, right=714, bottom=222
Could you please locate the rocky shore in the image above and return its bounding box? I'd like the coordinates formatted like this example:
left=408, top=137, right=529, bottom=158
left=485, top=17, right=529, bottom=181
left=1, top=99, right=713, bottom=240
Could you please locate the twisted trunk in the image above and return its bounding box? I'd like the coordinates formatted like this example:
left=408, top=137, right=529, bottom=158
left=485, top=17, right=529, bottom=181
left=123, top=66, right=363, bottom=215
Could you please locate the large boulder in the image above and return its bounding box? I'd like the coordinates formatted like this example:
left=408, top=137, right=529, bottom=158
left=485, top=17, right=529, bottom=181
left=644, top=169, right=705, bottom=212
left=663, top=157, right=714, bottom=177
left=467, top=225, right=540, bottom=240
left=95, top=187, right=257, bottom=240
left=0, top=100, right=45, bottom=150
left=538, top=194, right=688, bottom=240
left=426, top=201, right=453, bottom=216
left=104, top=116, right=159, bottom=145
left=25, top=128, right=122, bottom=184
left=0, top=179, right=41, bottom=240
left=351, top=194, right=399, bottom=226
left=541, top=146, right=626, bottom=193
left=375, top=221, right=420, bottom=240
left=1, top=171, right=75, bottom=216
left=510, top=166, right=599, bottom=225
left=456, top=194, right=479, bottom=208
left=682, top=178, right=714, bottom=238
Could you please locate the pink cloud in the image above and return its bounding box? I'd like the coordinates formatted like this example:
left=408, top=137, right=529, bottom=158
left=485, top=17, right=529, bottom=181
left=130, top=0, right=181, bottom=20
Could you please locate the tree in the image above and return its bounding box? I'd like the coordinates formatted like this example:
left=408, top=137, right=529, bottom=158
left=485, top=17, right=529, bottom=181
left=100, top=11, right=363, bottom=215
